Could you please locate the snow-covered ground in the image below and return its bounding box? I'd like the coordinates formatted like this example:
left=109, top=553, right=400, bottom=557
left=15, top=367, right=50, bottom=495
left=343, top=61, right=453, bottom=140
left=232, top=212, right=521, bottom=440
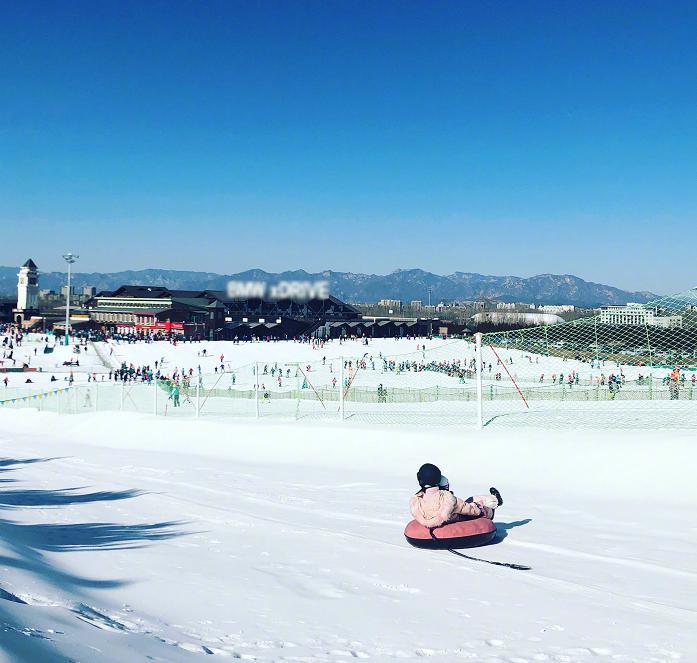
left=3, top=334, right=696, bottom=429
left=6, top=334, right=688, bottom=392
left=0, top=335, right=106, bottom=389
left=0, top=408, right=695, bottom=662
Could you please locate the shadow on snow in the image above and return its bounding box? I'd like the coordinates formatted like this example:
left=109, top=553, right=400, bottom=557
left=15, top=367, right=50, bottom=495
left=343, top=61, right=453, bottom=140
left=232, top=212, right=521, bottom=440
left=494, top=518, right=532, bottom=543
left=0, top=457, right=63, bottom=467
left=0, top=456, right=189, bottom=660
left=0, top=487, right=144, bottom=508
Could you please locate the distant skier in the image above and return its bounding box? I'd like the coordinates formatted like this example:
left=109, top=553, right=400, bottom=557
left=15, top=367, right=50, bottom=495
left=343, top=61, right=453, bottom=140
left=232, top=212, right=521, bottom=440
left=169, top=383, right=180, bottom=407
left=669, top=367, right=681, bottom=400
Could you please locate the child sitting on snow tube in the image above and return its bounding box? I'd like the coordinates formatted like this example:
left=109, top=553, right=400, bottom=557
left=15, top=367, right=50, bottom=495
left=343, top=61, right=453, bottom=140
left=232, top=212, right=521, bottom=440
left=409, top=463, right=503, bottom=529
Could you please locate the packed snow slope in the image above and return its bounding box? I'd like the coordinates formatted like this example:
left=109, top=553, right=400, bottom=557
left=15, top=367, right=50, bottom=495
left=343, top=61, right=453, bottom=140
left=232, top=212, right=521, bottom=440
left=6, top=334, right=681, bottom=391
left=0, top=410, right=695, bottom=662
left=7, top=336, right=693, bottom=431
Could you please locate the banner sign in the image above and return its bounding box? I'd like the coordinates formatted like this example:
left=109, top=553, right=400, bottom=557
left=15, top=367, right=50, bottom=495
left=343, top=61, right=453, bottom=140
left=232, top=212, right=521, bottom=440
left=226, top=280, right=330, bottom=302
left=116, top=322, right=185, bottom=331
left=0, top=387, right=71, bottom=406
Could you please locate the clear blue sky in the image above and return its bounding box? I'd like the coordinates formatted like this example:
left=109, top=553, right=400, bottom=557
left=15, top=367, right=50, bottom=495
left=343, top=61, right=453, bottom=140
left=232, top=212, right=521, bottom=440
left=1, top=1, right=695, bottom=293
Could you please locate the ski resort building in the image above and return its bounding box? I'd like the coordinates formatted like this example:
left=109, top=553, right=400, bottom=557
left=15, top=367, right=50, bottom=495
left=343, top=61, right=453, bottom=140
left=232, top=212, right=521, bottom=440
left=0, top=298, right=14, bottom=323
left=85, top=286, right=362, bottom=339
left=599, top=303, right=683, bottom=328
left=83, top=285, right=460, bottom=339
left=217, top=289, right=362, bottom=340
left=85, top=286, right=224, bottom=337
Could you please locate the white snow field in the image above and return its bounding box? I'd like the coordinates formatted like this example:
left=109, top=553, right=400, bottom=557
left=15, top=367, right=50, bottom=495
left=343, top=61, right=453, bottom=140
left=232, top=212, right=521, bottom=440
left=0, top=408, right=695, bottom=662
left=3, top=335, right=696, bottom=429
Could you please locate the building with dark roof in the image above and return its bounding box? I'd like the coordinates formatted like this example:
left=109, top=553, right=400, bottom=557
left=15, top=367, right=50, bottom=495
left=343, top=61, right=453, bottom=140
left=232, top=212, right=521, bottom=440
left=83, top=284, right=465, bottom=339
left=0, top=298, right=15, bottom=324
left=85, top=286, right=223, bottom=337
left=84, top=285, right=361, bottom=338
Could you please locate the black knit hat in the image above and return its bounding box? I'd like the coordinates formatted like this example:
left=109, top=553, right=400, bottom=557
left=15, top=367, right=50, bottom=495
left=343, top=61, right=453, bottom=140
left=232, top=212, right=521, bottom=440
left=417, top=463, right=442, bottom=488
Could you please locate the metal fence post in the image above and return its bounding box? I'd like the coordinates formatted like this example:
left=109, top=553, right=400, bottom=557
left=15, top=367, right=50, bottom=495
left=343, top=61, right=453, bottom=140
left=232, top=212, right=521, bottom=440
left=339, top=356, right=345, bottom=421
left=475, top=333, right=483, bottom=429
left=196, top=379, right=200, bottom=419
left=255, top=361, right=260, bottom=419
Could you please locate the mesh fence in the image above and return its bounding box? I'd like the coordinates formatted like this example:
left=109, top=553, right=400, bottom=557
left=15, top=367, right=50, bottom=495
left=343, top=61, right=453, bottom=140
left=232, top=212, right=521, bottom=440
left=479, top=288, right=697, bottom=428
left=0, top=384, right=109, bottom=415
left=0, top=342, right=481, bottom=425
left=191, top=345, right=481, bottom=423
left=337, top=340, right=478, bottom=424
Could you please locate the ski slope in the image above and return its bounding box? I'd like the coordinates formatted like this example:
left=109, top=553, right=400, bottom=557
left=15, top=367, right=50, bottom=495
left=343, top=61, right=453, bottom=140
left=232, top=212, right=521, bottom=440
left=2, top=333, right=687, bottom=395
left=0, top=408, right=694, bottom=662
left=4, top=333, right=694, bottom=430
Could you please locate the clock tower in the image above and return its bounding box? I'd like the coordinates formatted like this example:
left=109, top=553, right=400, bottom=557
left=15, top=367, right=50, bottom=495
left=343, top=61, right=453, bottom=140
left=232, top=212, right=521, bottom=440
left=14, top=259, right=39, bottom=326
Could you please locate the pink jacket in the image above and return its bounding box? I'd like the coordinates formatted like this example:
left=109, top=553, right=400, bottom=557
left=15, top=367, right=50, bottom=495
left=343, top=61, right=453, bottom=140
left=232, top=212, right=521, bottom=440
left=409, top=487, right=494, bottom=528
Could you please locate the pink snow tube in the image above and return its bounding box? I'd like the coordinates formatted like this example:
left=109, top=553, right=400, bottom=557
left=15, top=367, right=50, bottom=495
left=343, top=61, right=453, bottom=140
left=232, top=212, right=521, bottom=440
left=405, top=517, right=497, bottom=549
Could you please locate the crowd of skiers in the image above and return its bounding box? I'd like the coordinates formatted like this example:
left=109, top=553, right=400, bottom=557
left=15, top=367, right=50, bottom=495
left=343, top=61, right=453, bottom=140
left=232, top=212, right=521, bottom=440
left=1, top=326, right=696, bottom=403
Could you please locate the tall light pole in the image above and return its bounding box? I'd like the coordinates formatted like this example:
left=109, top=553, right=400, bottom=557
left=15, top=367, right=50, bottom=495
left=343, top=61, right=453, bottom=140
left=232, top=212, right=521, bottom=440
left=62, top=253, right=79, bottom=346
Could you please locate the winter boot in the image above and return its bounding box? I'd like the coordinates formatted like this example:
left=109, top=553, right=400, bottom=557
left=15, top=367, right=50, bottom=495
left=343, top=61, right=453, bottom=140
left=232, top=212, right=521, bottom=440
left=489, top=486, right=503, bottom=507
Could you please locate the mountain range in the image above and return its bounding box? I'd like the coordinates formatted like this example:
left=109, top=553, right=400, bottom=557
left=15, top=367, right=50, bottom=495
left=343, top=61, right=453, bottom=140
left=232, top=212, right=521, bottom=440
left=0, top=266, right=656, bottom=307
